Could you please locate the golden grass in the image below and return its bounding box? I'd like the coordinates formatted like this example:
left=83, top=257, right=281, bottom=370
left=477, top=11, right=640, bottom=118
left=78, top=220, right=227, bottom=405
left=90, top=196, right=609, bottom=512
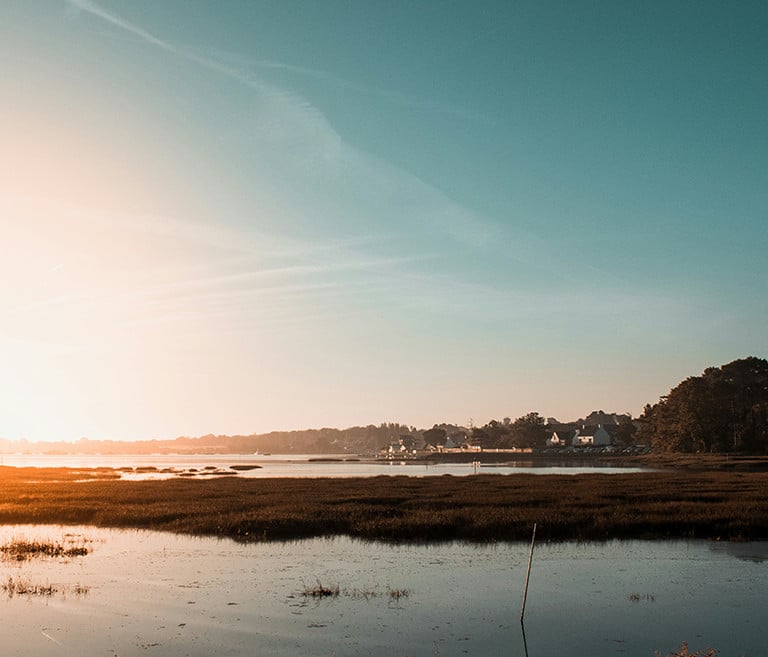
left=1, top=466, right=767, bottom=542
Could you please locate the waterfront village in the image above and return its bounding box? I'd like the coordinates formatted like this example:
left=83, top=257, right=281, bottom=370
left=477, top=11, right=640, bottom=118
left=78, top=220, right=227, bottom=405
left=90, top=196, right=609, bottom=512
left=379, top=410, right=648, bottom=459
left=0, top=410, right=647, bottom=458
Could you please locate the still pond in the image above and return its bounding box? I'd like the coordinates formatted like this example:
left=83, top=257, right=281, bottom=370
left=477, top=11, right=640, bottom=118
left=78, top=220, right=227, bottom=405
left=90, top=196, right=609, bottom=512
left=1, top=525, right=765, bottom=657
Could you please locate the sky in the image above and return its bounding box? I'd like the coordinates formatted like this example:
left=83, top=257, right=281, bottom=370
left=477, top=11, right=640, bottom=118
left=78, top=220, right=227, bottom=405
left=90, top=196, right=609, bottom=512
left=1, top=1, right=766, bottom=442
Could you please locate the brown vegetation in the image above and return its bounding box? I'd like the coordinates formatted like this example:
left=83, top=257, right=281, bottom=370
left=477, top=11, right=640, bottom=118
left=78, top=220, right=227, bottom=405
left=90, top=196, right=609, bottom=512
left=655, top=642, right=717, bottom=657
left=1, top=465, right=768, bottom=543
left=634, top=453, right=768, bottom=472
left=1, top=576, right=89, bottom=597
left=2, top=576, right=57, bottom=596
left=300, top=582, right=410, bottom=601
left=301, top=581, right=340, bottom=598
left=0, top=537, right=89, bottom=561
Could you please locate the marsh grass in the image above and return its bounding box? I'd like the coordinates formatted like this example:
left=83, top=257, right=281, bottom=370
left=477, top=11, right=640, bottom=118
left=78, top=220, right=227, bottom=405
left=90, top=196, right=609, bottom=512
left=344, top=586, right=411, bottom=601
left=2, top=465, right=768, bottom=543
left=655, top=642, right=717, bottom=657
left=301, top=581, right=410, bottom=601
left=301, top=581, right=340, bottom=598
left=387, top=587, right=410, bottom=600
left=1, top=576, right=90, bottom=598
left=2, top=576, right=56, bottom=596
left=628, top=592, right=656, bottom=602
left=0, top=536, right=90, bottom=561
left=2, top=538, right=45, bottom=561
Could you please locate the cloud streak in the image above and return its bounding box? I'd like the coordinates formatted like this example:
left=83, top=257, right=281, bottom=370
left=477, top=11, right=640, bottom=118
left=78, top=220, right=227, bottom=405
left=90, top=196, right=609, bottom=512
left=210, top=50, right=484, bottom=121
left=66, top=0, right=182, bottom=56
left=64, top=0, right=496, bottom=253
left=65, top=0, right=325, bottom=119
left=55, top=3, right=655, bottom=340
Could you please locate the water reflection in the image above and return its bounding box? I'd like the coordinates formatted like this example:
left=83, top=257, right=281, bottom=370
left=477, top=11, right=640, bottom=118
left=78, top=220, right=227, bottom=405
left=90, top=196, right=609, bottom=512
left=708, top=540, right=768, bottom=563
left=1, top=527, right=765, bottom=657
left=0, top=453, right=654, bottom=479
left=520, top=622, right=530, bottom=657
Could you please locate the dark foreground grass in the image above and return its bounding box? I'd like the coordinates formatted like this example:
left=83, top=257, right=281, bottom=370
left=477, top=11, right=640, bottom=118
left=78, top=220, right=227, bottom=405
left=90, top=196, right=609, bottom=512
left=1, top=466, right=767, bottom=542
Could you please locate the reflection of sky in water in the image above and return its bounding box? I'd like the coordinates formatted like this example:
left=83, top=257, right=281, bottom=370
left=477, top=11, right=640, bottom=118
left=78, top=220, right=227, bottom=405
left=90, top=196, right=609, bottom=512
left=0, top=454, right=654, bottom=479
left=1, top=526, right=766, bottom=656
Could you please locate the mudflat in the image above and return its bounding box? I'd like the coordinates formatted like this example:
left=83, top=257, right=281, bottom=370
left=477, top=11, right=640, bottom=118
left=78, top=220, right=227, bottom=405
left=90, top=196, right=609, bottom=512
left=1, top=464, right=767, bottom=542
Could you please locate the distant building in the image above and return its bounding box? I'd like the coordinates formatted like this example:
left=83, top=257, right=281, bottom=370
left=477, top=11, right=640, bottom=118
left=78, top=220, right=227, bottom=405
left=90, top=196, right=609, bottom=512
left=547, top=429, right=577, bottom=447
left=382, top=435, right=417, bottom=458
left=573, top=425, right=612, bottom=447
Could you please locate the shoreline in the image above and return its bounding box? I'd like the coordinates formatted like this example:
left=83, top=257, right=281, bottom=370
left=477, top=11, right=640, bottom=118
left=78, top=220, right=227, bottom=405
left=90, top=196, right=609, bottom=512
left=2, top=463, right=768, bottom=543
left=405, top=451, right=768, bottom=471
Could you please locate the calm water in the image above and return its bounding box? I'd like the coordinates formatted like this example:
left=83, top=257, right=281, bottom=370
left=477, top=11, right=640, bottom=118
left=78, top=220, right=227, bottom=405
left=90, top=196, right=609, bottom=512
left=0, top=453, right=653, bottom=478
left=1, top=526, right=765, bottom=657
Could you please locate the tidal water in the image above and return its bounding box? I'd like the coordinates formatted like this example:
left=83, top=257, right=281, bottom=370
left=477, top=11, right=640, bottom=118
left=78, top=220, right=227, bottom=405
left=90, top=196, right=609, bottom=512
left=0, top=453, right=652, bottom=478
left=1, top=526, right=765, bottom=657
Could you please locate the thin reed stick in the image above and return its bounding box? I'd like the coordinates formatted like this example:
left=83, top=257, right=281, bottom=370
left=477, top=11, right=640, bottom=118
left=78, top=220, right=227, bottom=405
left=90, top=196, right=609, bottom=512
left=520, top=522, right=537, bottom=623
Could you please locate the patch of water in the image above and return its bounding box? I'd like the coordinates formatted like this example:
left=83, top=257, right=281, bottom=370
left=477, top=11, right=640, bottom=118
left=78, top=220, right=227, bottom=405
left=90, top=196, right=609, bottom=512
left=0, top=453, right=653, bottom=478
left=0, top=526, right=765, bottom=657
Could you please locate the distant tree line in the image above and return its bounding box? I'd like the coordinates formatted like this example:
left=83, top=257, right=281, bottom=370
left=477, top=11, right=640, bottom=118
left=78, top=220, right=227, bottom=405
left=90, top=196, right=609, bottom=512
left=245, top=423, right=414, bottom=454
left=0, top=423, right=416, bottom=456
left=3, top=357, right=766, bottom=456
left=637, top=357, right=768, bottom=454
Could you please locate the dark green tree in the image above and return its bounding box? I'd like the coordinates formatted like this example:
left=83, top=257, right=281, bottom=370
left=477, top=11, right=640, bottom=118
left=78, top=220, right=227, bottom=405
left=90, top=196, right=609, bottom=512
left=508, top=412, right=548, bottom=449
left=613, top=417, right=638, bottom=447
left=422, top=427, right=447, bottom=447
left=471, top=420, right=510, bottom=448
left=639, top=357, right=768, bottom=453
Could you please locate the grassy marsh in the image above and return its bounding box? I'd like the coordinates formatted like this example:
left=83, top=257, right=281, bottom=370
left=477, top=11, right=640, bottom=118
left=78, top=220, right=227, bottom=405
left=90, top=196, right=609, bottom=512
left=1, top=576, right=89, bottom=597
left=301, top=581, right=340, bottom=598
left=0, top=536, right=90, bottom=561
left=1, top=465, right=768, bottom=542
left=300, top=581, right=410, bottom=601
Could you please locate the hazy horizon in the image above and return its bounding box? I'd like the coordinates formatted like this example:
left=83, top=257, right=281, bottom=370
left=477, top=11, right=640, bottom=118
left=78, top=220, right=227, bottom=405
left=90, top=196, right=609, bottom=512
left=2, top=1, right=766, bottom=443
left=0, top=407, right=627, bottom=445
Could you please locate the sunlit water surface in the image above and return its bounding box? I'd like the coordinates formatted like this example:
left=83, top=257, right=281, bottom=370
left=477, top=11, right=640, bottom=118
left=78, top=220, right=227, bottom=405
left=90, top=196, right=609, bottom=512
left=1, top=526, right=765, bottom=657
left=0, top=453, right=652, bottom=478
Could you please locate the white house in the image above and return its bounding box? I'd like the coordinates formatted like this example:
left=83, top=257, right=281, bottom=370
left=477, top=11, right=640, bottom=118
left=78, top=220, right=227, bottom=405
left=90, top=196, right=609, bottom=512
left=573, top=425, right=612, bottom=447
left=547, top=430, right=577, bottom=447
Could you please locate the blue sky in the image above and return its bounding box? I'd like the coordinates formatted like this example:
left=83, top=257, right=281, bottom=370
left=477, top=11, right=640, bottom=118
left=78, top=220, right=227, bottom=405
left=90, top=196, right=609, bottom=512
left=1, top=1, right=766, bottom=441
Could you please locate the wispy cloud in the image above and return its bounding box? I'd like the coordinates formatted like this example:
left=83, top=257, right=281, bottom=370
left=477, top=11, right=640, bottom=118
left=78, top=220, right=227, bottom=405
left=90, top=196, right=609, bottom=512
left=65, top=0, right=325, bottom=118
left=65, top=1, right=479, bottom=121
left=61, top=0, right=626, bottom=336
left=67, top=0, right=174, bottom=53
left=210, top=50, right=484, bottom=121
left=63, top=0, right=495, bottom=252
left=2, top=185, right=440, bottom=340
